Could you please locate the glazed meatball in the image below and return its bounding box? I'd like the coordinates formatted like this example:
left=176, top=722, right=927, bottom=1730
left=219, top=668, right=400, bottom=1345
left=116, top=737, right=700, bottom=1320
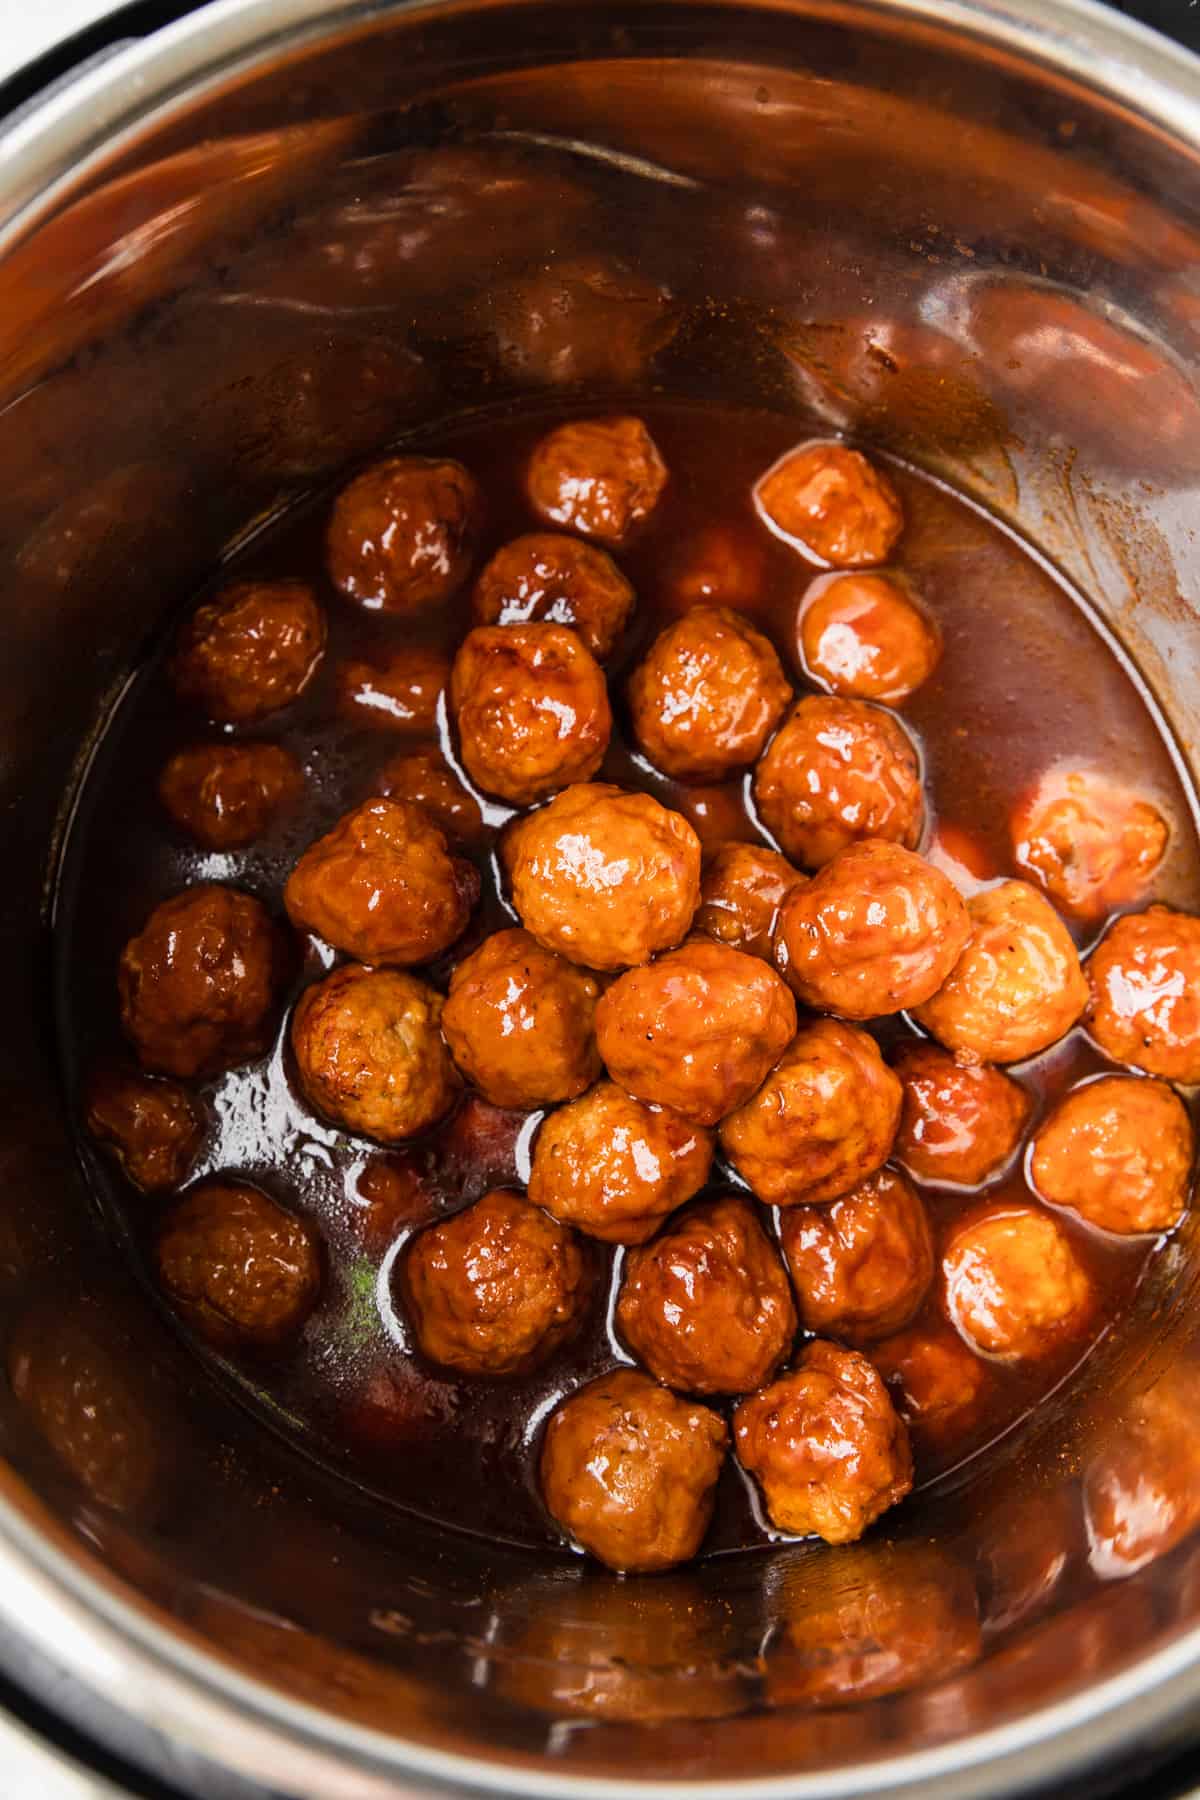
left=754, top=441, right=904, bottom=568
left=664, top=521, right=767, bottom=614
left=441, top=928, right=601, bottom=1109
left=595, top=939, right=796, bottom=1126
left=118, top=884, right=287, bottom=1079
left=404, top=1188, right=589, bottom=1376
left=155, top=1180, right=322, bottom=1349
left=781, top=1169, right=934, bottom=1345
left=1085, top=906, right=1200, bottom=1082
left=325, top=456, right=480, bottom=613
left=617, top=1196, right=797, bottom=1395
left=942, top=1206, right=1093, bottom=1361
left=291, top=963, right=458, bottom=1143
left=507, top=783, right=701, bottom=971
left=528, top=1080, right=713, bottom=1244
left=773, top=839, right=969, bottom=1019
left=472, top=532, right=635, bottom=660
left=84, top=1066, right=202, bottom=1192
left=158, top=742, right=302, bottom=850
left=449, top=623, right=611, bottom=806
left=284, top=797, right=478, bottom=965
left=171, top=579, right=325, bottom=723
left=893, top=1043, right=1031, bottom=1188
left=627, top=607, right=791, bottom=783
left=1031, top=1075, right=1192, bottom=1235
left=718, top=1017, right=901, bottom=1207
left=695, top=841, right=805, bottom=963
left=334, top=645, right=448, bottom=733
left=753, top=696, right=923, bottom=869
left=734, top=1340, right=913, bottom=1542
left=526, top=416, right=668, bottom=545
left=797, top=571, right=940, bottom=705
left=371, top=745, right=483, bottom=844
left=539, top=1368, right=728, bottom=1572
left=1011, top=767, right=1169, bottom=921
left=870, top=1323, right=986, bottom=1448
left=914, top=881, right=1088, bottom=1064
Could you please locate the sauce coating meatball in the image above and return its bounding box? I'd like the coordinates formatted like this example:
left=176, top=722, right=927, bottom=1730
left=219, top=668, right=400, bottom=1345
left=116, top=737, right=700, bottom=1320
left=284, top=797, right=478, bottom=965
left=118, top=884, right=287, bottom=1079
left=84, top=1066, right=202, bottom=1192
left=754, top=441, right=904, bottom=568
left=291, top=963, right=458, bottom=1143
left=158, top=742, right=302, bottom=850
left=695, top=841, right=805, bottom=962
left=539, top=1368, right=727, bottom=1572
left=334, top=645, right=448, bottom=733
left=595, top=939, right=796, bottom=1126
left=942, top=1206, right=1093, bottom=1362
left=664, top=521, right=767, bottom=614
left=797, top=571, right=941, bottom=703
left=627, top=606, right=791, bottom=782
left=325, top=456, right=480, bottom=613
left=870, top=1323, right=986, bottom=1449
left=171, top=579, right=325, bottom=723
left=404, top=1188, right=589, bottom=1376
left=507, top=783, right=701, bottom=971
left=914, top=880, right=1088, bottom=1065
left=1085, top=906, right=1200, bottom=1083
left=893, top=1043, right=1031, bottom=1188
left=1011, top=767, right=1169, bottom=922
left=1030, top=1075, right=1192, bottom=1235
left=449, top=622, right=611, bottom=805
left=781, top=1168, right=934, bottom=1345
left=753, top=696, right=923, bottom=869
left=155, top=1180, right=322, bottom=1350
left=526, top=417, right=667, bottom=545
left=617, top=1196, right=797, bottom=1395
left=371, top=745, right=483, bottom=844
left=734, top=1340, right=912, bottom=1543
left=442, top=927, right=601, bottom=1109
left=472, top=532, right=635, bottom=660
left=773, top=839, right=969, bottom=1019
left=718, top=1017, right=901, bottom=1207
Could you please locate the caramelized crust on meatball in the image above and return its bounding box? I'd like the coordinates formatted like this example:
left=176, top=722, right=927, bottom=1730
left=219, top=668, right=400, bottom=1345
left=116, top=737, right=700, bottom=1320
left=449, top=622, right=611, bottom=805
left=156, top=1181, right=322, bottom=1349
left=1031, top=1075, right=1192, bottom=1235
left=334, top=645, right=449, bottom=733
left=442, top=927, right=601, bottom=1109
left=158, top=742, right=302, bottom=850
left=754, top=442, right=904, bottom=568
left=797, top=571, right=941, bottom=703
left=1012, top=767, right=1169, bottom=922
left=627, top=607, right=791, bottom=783
left=893, top=1043, right=1031, bottom=1188
left=695, top=841, right=805, bottom=963
left=84, top=1066, right=202, bottom=1193
left=472, top=532, right=635, bottom=660
left=526, top=417, right=668, bottom=545
left=1085, top=906, right=1200, bottom=1083
left=781, top=1168, right=934, bottom=1345
left=942, top=1206, right=1093, bottom=1361
left=753, top=696, right=924, bottom=869
left=870, top=1323, right=987, bottom=1448
left=325, top=456, right=480, bottom=612
left=171, top=579, right=325, bottom=723
left=371, top=745, right=483, bottom=844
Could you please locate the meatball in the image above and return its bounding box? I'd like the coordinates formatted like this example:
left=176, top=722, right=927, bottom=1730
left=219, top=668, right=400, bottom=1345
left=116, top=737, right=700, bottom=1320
left=507, top=783, right=701, bottom=971
left=539, top=1368, right=727, bottom=1572
left=627, top=607, right=791, bottom=782
left=941, top=1206, right=1093, bottom=1361
left=325, top=456, right=480, bottom=613
left=528, top=1080, right=713, bottom=1244
left=734, top=1340, right=912, bottom=1542
left=472, top=532, right=635, bottom=660
left=595, top=939, right=796, bottom=1126
left=371, top=745, right=483, bottom=844
left=441, top=927, right=601, bottom=1109
left=449, top=623, right=611, bottom=806
left=171, top=579, right=325, bottom=723
left=1085, top=905, right=1200, bottom=1083
left=914, top=880, right=1088, bottom=1064
left=118, top=884, right=287, bottom=1079
left=526, top=416, right=668, bottom=545
left=753, top=696, right=923, bottom=869
left=893, top=1043, right=1031, bottom=1188
left=404, top=1188, right=589, bottom=1376
left=1030, top=1075, right=1192, bottom=1235
left=617, top=1196, right=797, bottom=1395
left=718, top=1017, right=901, bottom=1207
left=754, top=441, right=904, bottom=568
left=870, top=1323, right=986, bottom=1448
left=158, top=742, right=302, bottom=850
left=664, top=521, right=767, bottom=614
left=773, top=839, right=969, bottom=1019
left=781, top=1169, right=934, bottom=1345
left=796, top=571, right=941, bottom=704
left=695, top=841, right=805, bottom=963
left=334, top=645, right=449, bottom=733
left=284, top=797, right=478, bottom=965
left=155, top=1180, right=322, bottom=1349
left=1011, top=767, right=1169, bottom=921
left=291, top=963, right=458, bottom=1143
left=84, top=1065, right=202, bottom=1192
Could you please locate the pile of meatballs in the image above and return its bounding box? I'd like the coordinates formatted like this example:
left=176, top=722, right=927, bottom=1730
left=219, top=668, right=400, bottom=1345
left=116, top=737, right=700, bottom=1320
left=84, top=415, right=1197, bottom=1575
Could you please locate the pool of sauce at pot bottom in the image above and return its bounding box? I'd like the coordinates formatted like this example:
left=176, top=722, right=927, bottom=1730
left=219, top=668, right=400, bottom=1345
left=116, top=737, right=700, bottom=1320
left=54, top=400, right=1200, bottom=1555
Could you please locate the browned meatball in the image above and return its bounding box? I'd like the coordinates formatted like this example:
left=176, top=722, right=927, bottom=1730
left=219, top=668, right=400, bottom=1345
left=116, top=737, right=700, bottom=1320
left=773, top=839, right=969, bottom=1019
left=627, top=607, right=791, bottom=782
left=442, top=927, right=601, bottom=1109
left=754, top=441, right=904, bottom=568
left=893, top=1043, right=1031, bottom=1188
left=753, top=696, right=923, bottom=869
left=781, top=1169, right=934, bottom=1345
left=371, top=745, right=483, bottom=844
left=797, top=572, right=941, bottom=703
left=158, top=742, right=302, bottom=850
left=526, top=417, right=668, bottom=545
left=870, top=1323, right=986, bottom=1449
left=734, top=1340, right=912, bottom=1542
left=595, top=940, right=796, bottom=1126
left=664, top=521, right=767, bottom=615
left=472, top=532, right=635, bottom=660
left=539, top=1368, right=728, bottom=1571
left=171, top=579, right=325, bottom=723
left=941, top=1206, right=1093, bottom=1361
left=404, top=1188, right=589, bottom=1376
left=449, top=623, right=611, bottom=806
left=84, top=1065, right=202, bottom=1192
left=1085, top=906, right=1200, bottom=1082
left=325, top=456, right=480, bottom=613
left=507, top=783, right=701, bottom=971
left=914, top=881, right=1088, bottom=1064
left=1030, top=1075, right=1192, bottom=1235
left=528, top=1080, right=713, bottom=1243
left=1011, top=767, right=1169, bottom=922
left=617, top=1196, right=796, bottom=1395
left=118, top=884, right=287, bottom=1079
left=334, top=645, right=449, bottom=733
left=695, top=841, right=805, bottom=962
left=291, top=963, right=458, bottom=1143
left=719, top=1018, right=901, bottom=1207
left=284, top=797, right=478, bottom=965
left=155, top=1180, right=322, bottom=1349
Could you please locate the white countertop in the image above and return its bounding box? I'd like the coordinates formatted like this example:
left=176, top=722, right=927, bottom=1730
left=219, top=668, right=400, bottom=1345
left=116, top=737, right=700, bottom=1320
left=6, top=0, right=130, bottom=77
